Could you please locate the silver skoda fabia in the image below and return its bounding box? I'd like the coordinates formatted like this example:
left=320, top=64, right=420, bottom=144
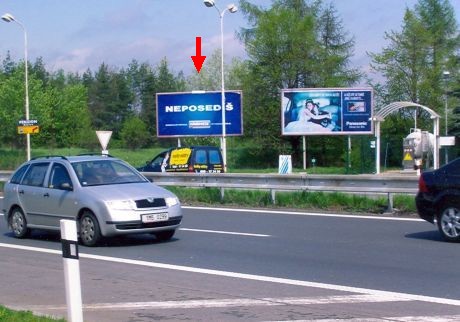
left=2, top=155, right=182, bottom=246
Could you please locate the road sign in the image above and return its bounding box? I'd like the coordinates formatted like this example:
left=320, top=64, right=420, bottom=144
left=18, top=119, right=38, bottom=126
left=96, top=131, right=112, bottom=153
left=17, top=125, right=40, bottom=134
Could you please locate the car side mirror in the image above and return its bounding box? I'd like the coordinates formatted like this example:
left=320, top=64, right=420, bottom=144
left=60, top=182, right=73, bottom=191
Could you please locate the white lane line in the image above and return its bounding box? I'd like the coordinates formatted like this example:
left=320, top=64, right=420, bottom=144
left=179, top=228, right=270, bottom=237
left=182, top=206, right=424, bottom=222
left=0, top=242, right=459, bottom=307
left=270, top=316, right=460, bottom=322
left=15, top=294, right=412, bottom=311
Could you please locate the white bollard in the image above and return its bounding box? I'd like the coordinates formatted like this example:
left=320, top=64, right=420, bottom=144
left=60, top=219, right=83, bottom=322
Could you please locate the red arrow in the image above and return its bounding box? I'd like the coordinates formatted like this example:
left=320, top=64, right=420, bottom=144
left=191, top=37, right=206, bottom=73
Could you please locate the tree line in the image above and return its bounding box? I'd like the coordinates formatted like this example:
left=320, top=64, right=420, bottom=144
left=0, top=0, right=458, bottom=170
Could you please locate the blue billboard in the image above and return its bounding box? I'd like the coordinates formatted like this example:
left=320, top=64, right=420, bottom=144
left=156, top=91, right=243, bottom=137
left=281, top=88, right=373, bottom=136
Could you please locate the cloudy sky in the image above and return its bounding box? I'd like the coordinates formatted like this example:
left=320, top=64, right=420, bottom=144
left=0, top=0, right=457, bottom=77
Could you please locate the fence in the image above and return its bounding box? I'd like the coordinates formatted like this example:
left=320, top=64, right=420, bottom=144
left=0, top=170, right=419, bottom=212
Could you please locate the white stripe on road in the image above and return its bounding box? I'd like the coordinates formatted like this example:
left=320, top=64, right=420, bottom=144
left=180, top=227, right=270, bottom=237
left=0, top=242, right=459, bottom=307
left=15, top=294, right=412, bottom=311
left=183, top=206, right=424, bottom=222
left=270, top=316, right=460, bottom=322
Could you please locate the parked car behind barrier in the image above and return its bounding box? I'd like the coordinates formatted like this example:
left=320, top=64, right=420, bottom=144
left=137, top=146, right=224, bottom=173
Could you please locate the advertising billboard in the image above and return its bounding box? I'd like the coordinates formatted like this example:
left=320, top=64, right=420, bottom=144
left=281, top=88, right=373, bottom=136
left=157, top=91, right=243, bottom=137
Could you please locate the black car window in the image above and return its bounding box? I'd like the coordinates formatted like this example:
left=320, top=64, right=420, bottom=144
left=151, top=152, right=167, bottom=166
left=195, top=150, right=207, bottom=164
left=22, top=163, right=49, bottom=187
left=209, top=150, right=221, bottom=165
left=10, top=164, right=29, bottom=184
left=49, top=164, right=72, bottom=189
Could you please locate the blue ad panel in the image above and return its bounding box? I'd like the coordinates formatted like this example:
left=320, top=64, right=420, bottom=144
left=157, top=91, right=243, bottom=137
left=281, top=88, right=373, bottom=136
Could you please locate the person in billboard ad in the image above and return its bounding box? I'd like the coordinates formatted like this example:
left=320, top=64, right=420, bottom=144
left=281, top=88, right=372, bottom=136
left=282, top=90, right=342, bottom=134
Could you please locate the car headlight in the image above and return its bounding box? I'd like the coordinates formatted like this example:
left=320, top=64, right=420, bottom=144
left=105, top=200, right=136, bottom=210
left=165, top=197, right=179, bottom=207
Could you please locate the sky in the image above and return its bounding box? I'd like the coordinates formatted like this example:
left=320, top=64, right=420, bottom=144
left=0, top=0, right=458, bottom=79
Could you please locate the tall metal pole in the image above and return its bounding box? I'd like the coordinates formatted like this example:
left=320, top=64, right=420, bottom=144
left=22, top=21, right=30, bottom=161
left=2, top=14, right=30, bottom=160
left=220, top=10, right=227, bottom=172
left=204, top=1, right=236, bottom=172
left=443, top=70, right=450, bottom=164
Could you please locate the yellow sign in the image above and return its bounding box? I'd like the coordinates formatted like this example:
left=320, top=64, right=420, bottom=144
left=403, top=152, right=413, bottom=161
left=17, top=125, right=40, bottom=134
left=169, top=148, right=191, bottom=165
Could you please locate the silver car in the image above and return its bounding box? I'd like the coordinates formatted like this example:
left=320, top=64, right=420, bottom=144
left=2, top=155, right=182, bottom=246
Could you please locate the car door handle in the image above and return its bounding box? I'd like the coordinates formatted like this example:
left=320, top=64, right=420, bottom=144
left=19, top=190, right=24, bottom=194
left=44, top=193, right=50, bottom=198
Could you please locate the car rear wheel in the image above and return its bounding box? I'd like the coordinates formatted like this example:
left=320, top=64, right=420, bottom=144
left=9, top=207, right=29, bottom=238
left=155, top=230, right=175, bottom=241
left=79, top=211, right=102, bottom=247
left=437, top=202, right=460, bottom=242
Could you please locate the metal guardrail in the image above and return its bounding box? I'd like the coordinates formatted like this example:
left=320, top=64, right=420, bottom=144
left=0, top=170, right=420, bottom=212
left=141, top=172, right=419, bottom=212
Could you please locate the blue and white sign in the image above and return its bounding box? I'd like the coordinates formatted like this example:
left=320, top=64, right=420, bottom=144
left=157, top=91, right=243, bottom=137
left=282, top=88, right=373, bottom=136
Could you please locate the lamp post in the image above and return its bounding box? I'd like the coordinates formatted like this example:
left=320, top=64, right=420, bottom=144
left=443, top=70, right=450, bottom=164
left=203, top=0, right=237, bottom=172
left=2, top=13, right=31, bottom=160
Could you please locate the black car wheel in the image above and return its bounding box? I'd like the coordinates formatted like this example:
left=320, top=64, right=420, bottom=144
left=155, top=230, right=175, bottom=241
left=437, top=202, right=460, bottom=242
left=79, top=211, right=102, bottom=247
left=9, top=207, right=29, bottom=238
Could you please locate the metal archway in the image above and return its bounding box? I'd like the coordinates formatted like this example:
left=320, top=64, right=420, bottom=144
left=372, top=101, right=440, bottom=174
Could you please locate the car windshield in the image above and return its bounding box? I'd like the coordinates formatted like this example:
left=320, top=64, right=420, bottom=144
left=72, top=159, right=147, bottom=186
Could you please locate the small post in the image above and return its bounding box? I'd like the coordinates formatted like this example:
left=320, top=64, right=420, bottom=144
left=270, top=189, right=276, bottom=204
left=60, top=219, right=83, bottom=322
left=220, top=187, right=225, bottom=202
left=386, top=193, right=394, bottom=213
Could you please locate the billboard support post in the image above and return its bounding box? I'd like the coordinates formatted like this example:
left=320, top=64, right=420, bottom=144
left=302, top=136, right=306, bottom=170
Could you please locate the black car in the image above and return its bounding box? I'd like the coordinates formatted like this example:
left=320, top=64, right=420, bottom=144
left=137, top=146, right=224, bottom=173
left=415, top=157, right=460, bottom=242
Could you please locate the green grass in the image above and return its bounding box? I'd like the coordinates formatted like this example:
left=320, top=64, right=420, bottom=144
left=168, top=187, right=417, bottom=214
left=0, top=305, right=65, bottom=322
left=0, top=147, right=354, bottom=174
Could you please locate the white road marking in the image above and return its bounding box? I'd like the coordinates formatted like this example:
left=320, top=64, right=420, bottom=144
left=183, top=206, right=424, bottom=222
left=15, top=294, right=412, bottom=311
left=270, top=316, right=460, bottom=322
left=0, top=242, right=458, bottom=307
left=180, top=227, right=270, bottom=237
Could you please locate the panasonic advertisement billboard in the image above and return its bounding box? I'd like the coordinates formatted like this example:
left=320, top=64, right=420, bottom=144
left=281, top=88, right=373, bottom=136
left=156, top=91, right=243, bottom=137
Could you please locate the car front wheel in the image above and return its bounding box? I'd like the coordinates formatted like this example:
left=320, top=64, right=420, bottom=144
left=9, top=207, right=29, bottom=238
left=79, top=211, right=102, bottom=247
left=437, top=202, right=460, bottom=242
left=155, top=230, right=175, bottom=241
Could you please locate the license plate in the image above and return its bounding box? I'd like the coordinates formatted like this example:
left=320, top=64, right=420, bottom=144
left=142, top=213, right=169, bottom=223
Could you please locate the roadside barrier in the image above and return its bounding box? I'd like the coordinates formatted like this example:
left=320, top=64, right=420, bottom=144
left=0, top=171, right=418, bottom=212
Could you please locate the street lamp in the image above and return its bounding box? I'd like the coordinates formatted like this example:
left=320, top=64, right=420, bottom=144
left=203, top=0, right=237, bottom=172
left=443, top=70, right=450, bottom=164
left=2, top=13, right=31, bottom=160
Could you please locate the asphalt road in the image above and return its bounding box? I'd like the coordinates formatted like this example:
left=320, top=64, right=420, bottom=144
left=1, top=205, right=459, bottom=321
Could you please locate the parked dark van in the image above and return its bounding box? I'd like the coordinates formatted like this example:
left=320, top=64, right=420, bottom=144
left=137, top=146, right=224, bottom=173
